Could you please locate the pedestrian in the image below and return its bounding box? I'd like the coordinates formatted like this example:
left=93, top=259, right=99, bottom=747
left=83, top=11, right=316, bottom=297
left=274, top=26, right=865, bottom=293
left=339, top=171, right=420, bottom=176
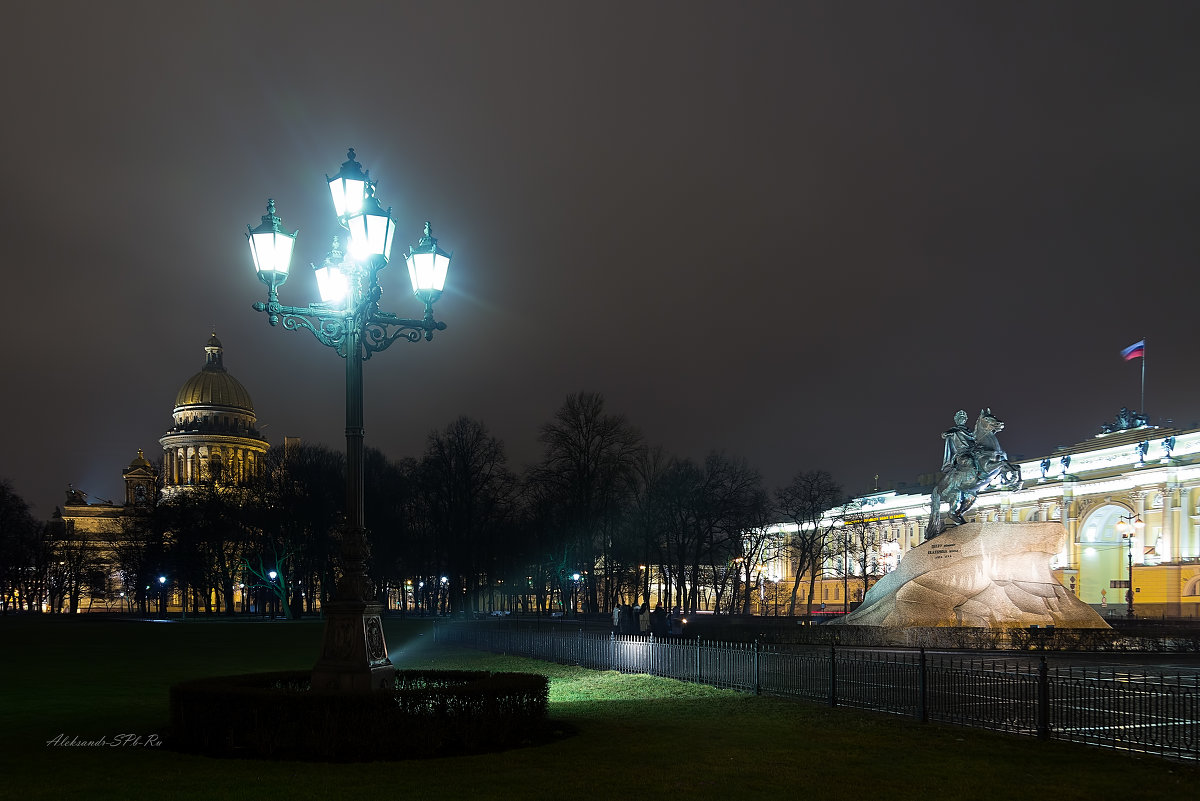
left=622, top=602, right=644, bottom=635
left=667, top=606, right=683, bottom=637
left=637, top=602, right=650, bottom=634
left=612, top=603, right=622, bottom=635
left=650, top=603, right=667, bottom=637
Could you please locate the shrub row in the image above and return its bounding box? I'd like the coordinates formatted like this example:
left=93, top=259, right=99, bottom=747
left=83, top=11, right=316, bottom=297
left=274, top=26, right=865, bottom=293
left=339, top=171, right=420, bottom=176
left=169, top=669, right=549, bottom=761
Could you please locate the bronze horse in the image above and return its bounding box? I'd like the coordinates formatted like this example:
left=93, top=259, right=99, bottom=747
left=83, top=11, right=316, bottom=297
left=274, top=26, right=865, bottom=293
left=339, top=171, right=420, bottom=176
left=926, top=408, right=1022, bottom=538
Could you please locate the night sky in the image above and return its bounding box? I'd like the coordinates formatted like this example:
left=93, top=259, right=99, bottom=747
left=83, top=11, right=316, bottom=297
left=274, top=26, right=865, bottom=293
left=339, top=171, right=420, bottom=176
left=3, top=2, right=1198, bottom=517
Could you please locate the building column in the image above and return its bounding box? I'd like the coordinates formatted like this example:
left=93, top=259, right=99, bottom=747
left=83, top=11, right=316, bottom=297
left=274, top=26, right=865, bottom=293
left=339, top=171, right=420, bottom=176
left=1132, top=490, right=1147, bottom=565
left=1163, top=481, right=1178, bottom=564
left=1182, top=486, right=1196, bottom=559
left=1062, top=485, right=1078, bottom=569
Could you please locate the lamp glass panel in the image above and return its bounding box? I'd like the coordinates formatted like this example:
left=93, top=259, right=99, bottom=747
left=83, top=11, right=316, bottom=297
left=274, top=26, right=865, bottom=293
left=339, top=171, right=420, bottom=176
left=329, top=176, right=366, bottom=219
left=315, top=263, right=349, bottom=303
left=368, top=212, right=395, bottom=260
left=249, top=231, right=294, bottom=277
left=345, top=215, right=368, bottom=260
left=346, top=211, right=395, bottom=261
left=407, top=251, right=449, bottom=293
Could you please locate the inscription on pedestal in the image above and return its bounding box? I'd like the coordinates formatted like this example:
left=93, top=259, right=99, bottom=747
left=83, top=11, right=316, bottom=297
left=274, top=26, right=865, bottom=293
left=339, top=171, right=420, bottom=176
left=927, top=542, right=961, bottom=560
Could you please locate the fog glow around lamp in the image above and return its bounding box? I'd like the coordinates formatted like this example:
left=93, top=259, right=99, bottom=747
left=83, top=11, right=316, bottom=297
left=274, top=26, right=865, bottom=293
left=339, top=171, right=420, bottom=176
left=327, top=148, right=369, bottom=220
left=406, top=221, right=451, bottom=304
left=345, top=186, right=396, bottom=264
left=246, top=199, right=297, bottom=287
left=313, top=237, right=352, bottom=305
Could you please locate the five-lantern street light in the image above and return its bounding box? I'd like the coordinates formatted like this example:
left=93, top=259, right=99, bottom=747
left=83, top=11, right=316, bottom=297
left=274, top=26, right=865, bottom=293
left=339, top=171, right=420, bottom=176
left=1115, top=513, right=1144, bottom=618
left=245, top=149, right=452, bottom=692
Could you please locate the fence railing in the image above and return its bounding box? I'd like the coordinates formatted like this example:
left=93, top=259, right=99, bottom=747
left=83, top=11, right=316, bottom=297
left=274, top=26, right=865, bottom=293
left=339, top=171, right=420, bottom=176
left=435, top=623, right=1200, bottom=761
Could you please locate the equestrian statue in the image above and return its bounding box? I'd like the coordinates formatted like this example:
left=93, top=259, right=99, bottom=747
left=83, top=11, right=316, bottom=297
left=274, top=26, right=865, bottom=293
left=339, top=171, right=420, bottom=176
left=926, top=408, right=1022, bottom=538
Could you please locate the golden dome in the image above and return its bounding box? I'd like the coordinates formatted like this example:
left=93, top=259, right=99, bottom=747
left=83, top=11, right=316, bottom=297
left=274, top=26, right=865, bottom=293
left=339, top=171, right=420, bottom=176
left=173, top=333, right=255, bottom=413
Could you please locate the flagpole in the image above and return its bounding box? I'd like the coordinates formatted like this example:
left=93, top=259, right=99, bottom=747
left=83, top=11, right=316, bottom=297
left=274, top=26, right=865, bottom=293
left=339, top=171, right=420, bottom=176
left=1141, top=337, right=1146, bottom=418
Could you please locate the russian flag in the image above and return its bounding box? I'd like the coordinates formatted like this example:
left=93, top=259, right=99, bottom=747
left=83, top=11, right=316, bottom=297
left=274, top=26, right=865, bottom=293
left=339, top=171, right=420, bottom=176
left=1121, top=340, right=1145, bottom=361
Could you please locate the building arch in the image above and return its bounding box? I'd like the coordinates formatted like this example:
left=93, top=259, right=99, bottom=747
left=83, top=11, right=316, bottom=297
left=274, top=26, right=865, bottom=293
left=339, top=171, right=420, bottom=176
left=1077, top=502, right=1138, bottom=610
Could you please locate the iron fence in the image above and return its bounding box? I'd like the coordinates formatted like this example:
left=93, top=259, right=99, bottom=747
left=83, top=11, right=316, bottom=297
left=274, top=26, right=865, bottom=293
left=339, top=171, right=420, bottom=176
left=435, top=623, right=1200, bottom=761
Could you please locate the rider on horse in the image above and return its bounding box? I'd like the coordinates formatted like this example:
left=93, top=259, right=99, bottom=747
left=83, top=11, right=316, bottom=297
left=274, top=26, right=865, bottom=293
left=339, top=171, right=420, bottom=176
left=926, top=408, right=1022, bottom=539
left=942, top=409, right=983, bottom=480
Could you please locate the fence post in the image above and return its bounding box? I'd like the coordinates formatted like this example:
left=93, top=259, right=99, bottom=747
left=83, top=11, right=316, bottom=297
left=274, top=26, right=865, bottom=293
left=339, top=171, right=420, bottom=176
left=696, top=636, right=702, bottom=684
left=610, top=632, right=615, bottom=671
left=829, top=644, right=837, bottom=707
left=918, top=647, right=927, bottom=723
left=754, top=640, right=761, bottom=696
left=1036, top=654, right=1049, bottom=740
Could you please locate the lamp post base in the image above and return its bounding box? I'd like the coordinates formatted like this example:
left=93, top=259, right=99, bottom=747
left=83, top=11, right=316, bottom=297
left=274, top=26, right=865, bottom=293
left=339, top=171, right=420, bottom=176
left=311, top=600, right=394, bottom=692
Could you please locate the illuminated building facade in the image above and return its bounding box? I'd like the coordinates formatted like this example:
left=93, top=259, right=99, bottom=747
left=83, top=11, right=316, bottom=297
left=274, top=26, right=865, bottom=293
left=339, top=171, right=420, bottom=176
left=758, top=412, right=1200, bottom=618
left=57, top=334, right=268, bottom=610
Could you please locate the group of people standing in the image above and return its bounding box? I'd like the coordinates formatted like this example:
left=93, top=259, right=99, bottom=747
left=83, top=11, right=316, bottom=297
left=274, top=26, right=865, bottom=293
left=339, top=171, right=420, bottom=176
left=611, top=601, right=685, bottom=637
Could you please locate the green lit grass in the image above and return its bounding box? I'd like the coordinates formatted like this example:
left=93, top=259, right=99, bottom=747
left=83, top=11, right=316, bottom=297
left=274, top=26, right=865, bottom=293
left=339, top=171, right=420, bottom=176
left=1, top=615, right=1196, bottom=801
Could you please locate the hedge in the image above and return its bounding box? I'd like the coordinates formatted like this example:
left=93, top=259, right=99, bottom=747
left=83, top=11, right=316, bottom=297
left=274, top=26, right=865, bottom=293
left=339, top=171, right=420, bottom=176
left=169, top=669, right=549, bottom=760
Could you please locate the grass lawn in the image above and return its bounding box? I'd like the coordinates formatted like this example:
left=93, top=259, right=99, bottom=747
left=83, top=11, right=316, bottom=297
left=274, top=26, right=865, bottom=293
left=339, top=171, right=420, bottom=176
left=1, top=614, right=1196, bottom=801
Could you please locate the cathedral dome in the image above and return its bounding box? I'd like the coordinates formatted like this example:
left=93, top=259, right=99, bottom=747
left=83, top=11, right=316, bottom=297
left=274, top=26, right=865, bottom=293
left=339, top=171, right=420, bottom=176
left=173, top=333, right=255, bottom=413
left=127, top=449, right=153, bottom=470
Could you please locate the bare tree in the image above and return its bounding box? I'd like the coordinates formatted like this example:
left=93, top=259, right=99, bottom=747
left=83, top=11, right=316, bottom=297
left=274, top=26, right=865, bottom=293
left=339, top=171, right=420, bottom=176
left=533, top=392, right=643, bottom=614
left=731, top=495, right=777, bottom=615
left=45, top=515, right=103, bottom=613
left=696, top=452, right=765, bottom=615
left=0, top=479, right=46, bottom=612
left=837, top=507, right=882, bottom=609
left=249, top=443, right=345, bottom=615
left=628, top=445, right=671, bottom=607
left=775, top=470, right=844, bottom=617
left=363, top=449, right=419, bottom=611
left=421, top=416, right=516, bottom=614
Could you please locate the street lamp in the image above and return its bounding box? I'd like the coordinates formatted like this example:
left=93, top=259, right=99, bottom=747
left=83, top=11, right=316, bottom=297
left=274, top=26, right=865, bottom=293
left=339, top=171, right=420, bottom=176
left=245, top=149, right=452, bottom=692
left=158, top=575, right=166, bottom=616
left=1115, top=513, right=1144, bottom=618
left=268, top=570, right=278, bottom=619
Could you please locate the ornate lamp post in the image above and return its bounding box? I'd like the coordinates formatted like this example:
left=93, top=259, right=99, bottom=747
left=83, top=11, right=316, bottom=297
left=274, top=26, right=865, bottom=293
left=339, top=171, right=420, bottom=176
left=245, top=149, right=452, bottom=691
left=1115, top=513, right=1144, bottom=618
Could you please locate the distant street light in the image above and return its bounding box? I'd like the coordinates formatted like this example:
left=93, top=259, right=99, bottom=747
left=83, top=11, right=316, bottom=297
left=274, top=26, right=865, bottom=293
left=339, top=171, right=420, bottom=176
left=1115, top=513, right=1144, bottom=617
left=245, top=149, right=453, bottom=691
